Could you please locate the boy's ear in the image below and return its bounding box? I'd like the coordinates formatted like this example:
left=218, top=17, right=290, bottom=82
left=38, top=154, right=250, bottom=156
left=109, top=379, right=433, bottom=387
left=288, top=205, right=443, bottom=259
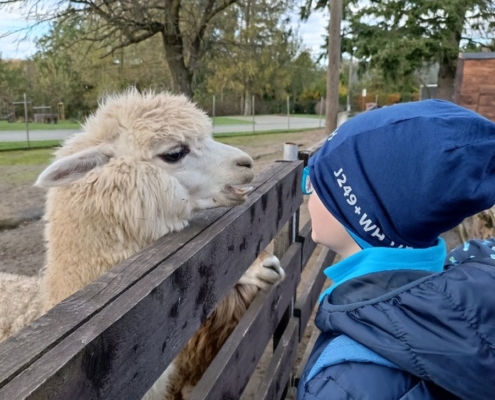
left=35, top=146, right=112, bottom=188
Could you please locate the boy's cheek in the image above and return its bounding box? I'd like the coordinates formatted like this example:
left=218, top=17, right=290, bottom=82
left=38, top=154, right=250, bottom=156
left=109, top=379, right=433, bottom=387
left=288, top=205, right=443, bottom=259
left=311, top=229, right=321, bottom=245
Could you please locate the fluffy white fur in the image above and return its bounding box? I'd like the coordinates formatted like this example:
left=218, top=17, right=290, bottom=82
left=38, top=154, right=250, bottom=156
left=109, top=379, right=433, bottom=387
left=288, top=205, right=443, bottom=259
left=0, top=272, right=41, bottom=342
left=0, top=89, right=284, bottom=400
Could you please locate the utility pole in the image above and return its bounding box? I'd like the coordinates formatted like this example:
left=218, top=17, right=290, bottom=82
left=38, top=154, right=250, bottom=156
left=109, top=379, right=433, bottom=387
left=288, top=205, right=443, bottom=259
left=24, top=93, right=30, bottom=149
left=325, top=0, right=343, bottom=133
left=13, top=95, right=32, bottom=149
left=347, top=54, right=353, bottom=112
left=287, top=95, right=290, bottom=130
left=212, top=95, right=216, bottom=127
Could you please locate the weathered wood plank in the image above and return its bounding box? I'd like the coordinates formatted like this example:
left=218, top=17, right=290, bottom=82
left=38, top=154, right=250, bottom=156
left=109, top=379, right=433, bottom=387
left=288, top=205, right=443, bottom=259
left=274, top=146, right=299, bottom=261
left=457, top=95, right=477, bottom=108
left=479, top=85, right=495, bottom=94
left=0, top=161, right=304, bottom=400
left=297, top=221, right=317, bottom=271
left=256, top=318, right=299, bottom=400
left=0, top=162, right=286, bottom=388
left=298, top=138, right=325, bottom=165
left=477, top=111, right=495, bottom=121
left=293, top=248, right=335, bottom=340
left=478, top=96, right=495, bottom=107
left=461, top=75, right=495, bottom=87
left=188, top=242, right=302, bottom=400
left=453, top=58, right=465, bottom=104
left=294, top=320, right=321, bottom=388
left=461, top=60, right=495, bottom=76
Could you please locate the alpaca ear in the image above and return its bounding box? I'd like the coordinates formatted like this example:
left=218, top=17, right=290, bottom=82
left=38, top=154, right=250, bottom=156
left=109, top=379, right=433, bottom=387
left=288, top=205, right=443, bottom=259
left=35, top=146, right=112, bottom=188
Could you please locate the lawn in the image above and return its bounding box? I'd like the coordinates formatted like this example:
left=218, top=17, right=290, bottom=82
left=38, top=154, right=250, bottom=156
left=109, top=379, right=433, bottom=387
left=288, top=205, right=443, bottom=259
left=0, top=124, right=323, bottom=151
left=0, top=120, right=81, bottom=131
left=214, top=127, right=319, bottom=138
left=0, top=140, right=62, bottom=151
left=0, top=147, right=55, bottom=166
left=0, top=127, right=325, bottom=168
left=291, top=114, right=324, bottom=119
left=0, top=116, right=321, bottom=131
left=212, top=116, right=251, bottom=125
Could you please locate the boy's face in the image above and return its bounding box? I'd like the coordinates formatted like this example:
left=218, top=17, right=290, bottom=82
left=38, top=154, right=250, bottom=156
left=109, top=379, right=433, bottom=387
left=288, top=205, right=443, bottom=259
left=308, top=191, right=360, bottom=258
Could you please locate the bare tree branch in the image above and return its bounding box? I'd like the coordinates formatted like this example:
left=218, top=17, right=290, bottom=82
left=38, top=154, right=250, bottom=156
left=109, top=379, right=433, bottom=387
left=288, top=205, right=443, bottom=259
left=0, top=0, right=241, bottom=96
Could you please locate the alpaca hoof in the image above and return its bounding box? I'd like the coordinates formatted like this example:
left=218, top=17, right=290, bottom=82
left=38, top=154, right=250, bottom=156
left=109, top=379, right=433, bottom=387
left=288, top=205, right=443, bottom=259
left=261, top=255, right=285, bottom=282
left=238, top=252, right=285, bottom=290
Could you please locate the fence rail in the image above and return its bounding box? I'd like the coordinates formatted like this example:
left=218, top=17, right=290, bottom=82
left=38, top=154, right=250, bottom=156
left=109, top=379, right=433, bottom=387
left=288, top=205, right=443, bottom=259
left=0, top=142, right=333, bottom=400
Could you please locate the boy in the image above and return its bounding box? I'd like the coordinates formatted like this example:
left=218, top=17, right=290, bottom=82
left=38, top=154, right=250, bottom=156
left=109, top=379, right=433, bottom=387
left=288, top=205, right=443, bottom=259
left=298, top=100, right=495, bottom=400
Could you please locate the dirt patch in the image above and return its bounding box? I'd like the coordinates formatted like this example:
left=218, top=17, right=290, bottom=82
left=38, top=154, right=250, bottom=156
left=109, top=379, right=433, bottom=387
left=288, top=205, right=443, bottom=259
left=217, top=129, right=327, bottom=175
left=0, top=165, right=47, bottom=222
left=0, top=219, right=45, bottom=276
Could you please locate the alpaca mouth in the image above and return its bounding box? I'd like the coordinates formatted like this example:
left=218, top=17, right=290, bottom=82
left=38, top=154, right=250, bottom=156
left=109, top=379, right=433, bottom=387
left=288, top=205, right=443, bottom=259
left=224, top=184, right=253, bottom=199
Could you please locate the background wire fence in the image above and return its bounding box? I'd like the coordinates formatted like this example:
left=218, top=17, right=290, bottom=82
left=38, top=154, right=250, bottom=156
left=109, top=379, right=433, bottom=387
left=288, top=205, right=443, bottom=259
left=0, top=95, right=334, bottom=151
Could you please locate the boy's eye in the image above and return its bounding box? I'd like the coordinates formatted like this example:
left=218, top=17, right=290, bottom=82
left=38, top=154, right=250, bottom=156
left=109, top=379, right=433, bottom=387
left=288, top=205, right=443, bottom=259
left=305, top=178, right=314, bottom=194
left=159, top=146, right=190, bottom=163
left=302, top=166, right=314, bottom=195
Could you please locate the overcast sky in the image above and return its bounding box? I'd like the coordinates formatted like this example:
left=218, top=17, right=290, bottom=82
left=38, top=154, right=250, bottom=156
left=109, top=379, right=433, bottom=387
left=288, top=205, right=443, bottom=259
left=0, top=7, right=328, bottom=60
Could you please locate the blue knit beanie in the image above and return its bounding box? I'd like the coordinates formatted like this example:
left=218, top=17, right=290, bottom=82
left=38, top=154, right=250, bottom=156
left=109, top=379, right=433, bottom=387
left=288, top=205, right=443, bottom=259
left=309, top=99, right=495, bottom=248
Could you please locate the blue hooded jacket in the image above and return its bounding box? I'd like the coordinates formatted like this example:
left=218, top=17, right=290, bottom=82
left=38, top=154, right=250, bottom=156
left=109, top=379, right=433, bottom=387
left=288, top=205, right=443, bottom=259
left=297, top=238, right=495, bottom=400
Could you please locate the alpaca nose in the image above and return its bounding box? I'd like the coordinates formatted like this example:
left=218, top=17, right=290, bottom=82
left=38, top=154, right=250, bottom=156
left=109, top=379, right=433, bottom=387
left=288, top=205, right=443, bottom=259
left=235, top=155, right=253, bottom=169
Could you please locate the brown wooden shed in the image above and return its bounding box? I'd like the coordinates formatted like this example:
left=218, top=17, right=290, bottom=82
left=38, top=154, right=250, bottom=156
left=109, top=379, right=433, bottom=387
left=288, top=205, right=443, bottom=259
left=454, top=52, right=495, bottom=121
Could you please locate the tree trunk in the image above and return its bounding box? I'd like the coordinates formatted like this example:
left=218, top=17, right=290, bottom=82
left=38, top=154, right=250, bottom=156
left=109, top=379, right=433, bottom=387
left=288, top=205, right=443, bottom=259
left=326, top=0, right=343, bottom=132
left=243, top=91, right=251, bottom=116
left=161, top=32, right=194, bottom=98
left=242, top=0, right=253, bottom=117
left=436, top=5, right=466, bottom=102
left=436, top=57, right=457, bottom=101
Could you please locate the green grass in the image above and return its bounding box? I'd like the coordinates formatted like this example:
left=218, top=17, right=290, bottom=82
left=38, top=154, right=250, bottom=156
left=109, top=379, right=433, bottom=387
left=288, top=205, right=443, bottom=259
left=1, top=168, right=44, bottom=185
left=0, top=126, right=321, bottom=152
left=212, top=116, right=251, bottom=125
left=0, top=147, right=55, bottom=166
left=290, top=114, right=324, bottom=119
left=0, top=140, right=62, bottom=152
left=0, top=120, right=81, bottom=131
left=214, top=127, right=320, bottom=139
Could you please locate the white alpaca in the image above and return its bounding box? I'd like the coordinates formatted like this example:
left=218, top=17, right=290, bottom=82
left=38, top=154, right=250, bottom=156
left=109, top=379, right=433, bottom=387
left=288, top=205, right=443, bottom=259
left=0, top=90, right=284, bottom=400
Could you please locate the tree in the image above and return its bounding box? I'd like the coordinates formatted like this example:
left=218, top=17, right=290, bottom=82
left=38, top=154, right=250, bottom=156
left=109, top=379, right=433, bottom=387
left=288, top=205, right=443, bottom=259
left=31, top=20, right=175, bottom=117
left=0, top=0, right=241, bottom=98
left=302, top=0, right=495, bottom=101
left=0, top=58, right=27, bottom=105
left=288, top=51, right=324, bottom=100
left=200, top=0, right=298, bottom=114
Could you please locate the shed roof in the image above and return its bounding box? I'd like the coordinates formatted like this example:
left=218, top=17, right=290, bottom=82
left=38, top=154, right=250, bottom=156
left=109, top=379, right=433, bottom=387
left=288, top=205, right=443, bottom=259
left=459, top=52, right=495, bottom=60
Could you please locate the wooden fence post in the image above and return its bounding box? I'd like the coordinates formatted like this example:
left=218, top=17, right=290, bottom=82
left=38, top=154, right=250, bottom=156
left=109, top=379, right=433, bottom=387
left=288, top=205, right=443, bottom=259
left=273, top=143, right=299, bottom=351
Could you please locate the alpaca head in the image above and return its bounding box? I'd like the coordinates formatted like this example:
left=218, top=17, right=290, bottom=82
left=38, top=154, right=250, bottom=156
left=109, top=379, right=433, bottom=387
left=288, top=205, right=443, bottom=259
left=35, top=90, right=254, bottom=240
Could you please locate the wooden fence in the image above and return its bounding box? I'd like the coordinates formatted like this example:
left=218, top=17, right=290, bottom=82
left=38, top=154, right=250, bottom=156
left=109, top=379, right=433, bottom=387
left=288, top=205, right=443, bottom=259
left=0, top=140, right=334, bottom=400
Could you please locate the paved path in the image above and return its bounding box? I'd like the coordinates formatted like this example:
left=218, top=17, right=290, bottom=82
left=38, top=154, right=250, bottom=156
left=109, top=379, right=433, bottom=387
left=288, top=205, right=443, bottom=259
left=213, top=115, right=324, bottom=134
left=0, top=116, right=326, bottom=143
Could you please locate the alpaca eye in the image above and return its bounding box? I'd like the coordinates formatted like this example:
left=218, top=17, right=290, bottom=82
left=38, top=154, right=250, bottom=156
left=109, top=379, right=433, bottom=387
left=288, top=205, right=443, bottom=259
left=159, top=146, right=190, bottom=163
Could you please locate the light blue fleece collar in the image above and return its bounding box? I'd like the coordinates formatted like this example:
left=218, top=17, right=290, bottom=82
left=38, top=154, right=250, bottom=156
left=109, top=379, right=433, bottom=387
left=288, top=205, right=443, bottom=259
left=306, top=335, right=401, bottom=381
left=319, top=237, right=447, bottom=302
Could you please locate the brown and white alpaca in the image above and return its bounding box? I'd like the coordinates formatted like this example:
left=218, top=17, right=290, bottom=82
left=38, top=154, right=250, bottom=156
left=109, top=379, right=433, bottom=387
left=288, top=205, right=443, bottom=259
left=0, top=90, right=284, bottom=399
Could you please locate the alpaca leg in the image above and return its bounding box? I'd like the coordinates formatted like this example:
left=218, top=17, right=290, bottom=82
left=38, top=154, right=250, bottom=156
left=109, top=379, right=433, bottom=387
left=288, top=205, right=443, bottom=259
left=141, top=362, right=178, bottom=400
left=238, top=250, right=285, bottom=290
left=162, top=251, right=284, bottom=399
